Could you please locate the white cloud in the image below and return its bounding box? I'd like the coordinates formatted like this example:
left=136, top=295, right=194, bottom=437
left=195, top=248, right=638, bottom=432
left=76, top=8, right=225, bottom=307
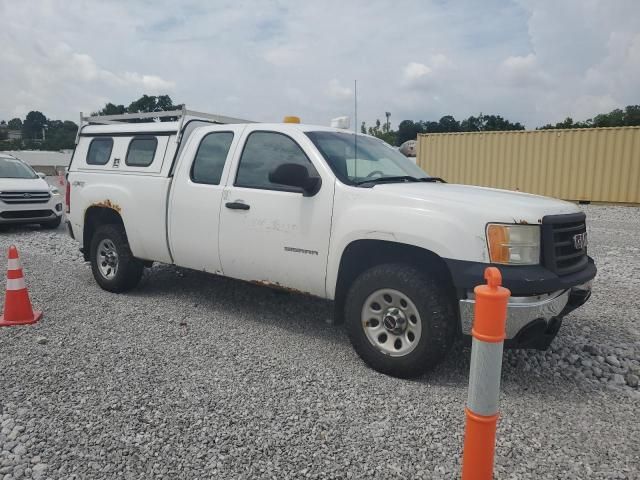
left=402, top=62, right=433, bottom=88
left=121, top=73, right=176, bottom=92
left=500, top=53, right=549, bottom=87
left=326, top=79, right=352, bottom=100
left=0, top=0, right=638, bottom=129
left=263, top=45, right=302, bottom=66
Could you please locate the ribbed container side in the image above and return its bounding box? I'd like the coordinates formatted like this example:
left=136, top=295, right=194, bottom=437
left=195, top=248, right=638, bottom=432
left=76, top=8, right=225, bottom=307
left=416, top=127, right=640, bottom=203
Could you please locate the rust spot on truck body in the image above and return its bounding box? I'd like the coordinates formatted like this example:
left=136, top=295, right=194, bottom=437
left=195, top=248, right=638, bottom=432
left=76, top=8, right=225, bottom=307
left=91, top=199, right=122, bottom=213
left=249, top=279, right=312, bottom=296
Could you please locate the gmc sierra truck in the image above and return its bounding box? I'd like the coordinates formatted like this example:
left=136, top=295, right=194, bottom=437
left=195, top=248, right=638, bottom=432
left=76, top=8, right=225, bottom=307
left=66, top=109, right=596, bottom=378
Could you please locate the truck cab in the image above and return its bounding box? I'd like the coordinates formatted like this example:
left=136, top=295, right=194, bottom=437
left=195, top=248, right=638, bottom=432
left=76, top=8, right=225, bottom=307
left=67, top=109, right=596, bottom=378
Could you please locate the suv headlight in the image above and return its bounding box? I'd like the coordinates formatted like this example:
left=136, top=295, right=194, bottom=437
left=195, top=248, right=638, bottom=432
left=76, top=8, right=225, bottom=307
left=49, top=185, right=60, bottom=195
left=486, top=224, right=540, bottom=265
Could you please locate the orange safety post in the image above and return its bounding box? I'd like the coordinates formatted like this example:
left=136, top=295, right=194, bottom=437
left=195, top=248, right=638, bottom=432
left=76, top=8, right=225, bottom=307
left=0, top=245, right=43, bottom=327
left=461, top=267, right=510, bottom=480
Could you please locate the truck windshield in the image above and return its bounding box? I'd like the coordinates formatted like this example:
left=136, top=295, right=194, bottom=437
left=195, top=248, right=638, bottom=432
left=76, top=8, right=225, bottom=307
left=0, top=157, right=38, bottom=179
left=305, top=131, right=429, bottom=186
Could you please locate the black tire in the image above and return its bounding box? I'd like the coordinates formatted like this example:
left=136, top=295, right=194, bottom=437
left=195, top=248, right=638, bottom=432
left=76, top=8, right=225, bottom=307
left=345, top=263, right=456, bottom=378
left=40, top=216, right=62, bottom=229
left=90, top=224, right=143, bottom=293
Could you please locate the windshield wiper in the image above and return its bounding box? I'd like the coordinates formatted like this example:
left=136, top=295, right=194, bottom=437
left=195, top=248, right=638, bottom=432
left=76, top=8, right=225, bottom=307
left=354, top=176, right=446, bottom=187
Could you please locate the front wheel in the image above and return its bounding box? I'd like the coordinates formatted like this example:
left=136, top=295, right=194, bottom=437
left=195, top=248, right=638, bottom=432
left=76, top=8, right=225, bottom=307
left=345, top=263, right=456, bottom=378
left=90, top=224, right=143, bottom=292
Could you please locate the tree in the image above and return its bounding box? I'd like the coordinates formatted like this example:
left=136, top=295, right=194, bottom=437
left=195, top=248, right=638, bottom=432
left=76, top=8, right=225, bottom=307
left=396, top=120, right=424, bottom=145
left=438, top=115, right=460, bottom=132
left=623, top=105, right=640, bottom=126
left=538, top=105, right=640, bottom=130
left=97, top=103, right=127, bottom=115
left=22, top=111, right=48, bottom=139
left=127, top=94, right=177, bottom=114
left=7, top=118, right=23, bottom=130
left=482, top=114, right=524, bottom=131
left=94, top=95, right=180, bottom=122
left=41, top=120, right=78, bottom=150
left=365, top=119, right=396, bottom=145
left=460, top=114, right=524, bottom=132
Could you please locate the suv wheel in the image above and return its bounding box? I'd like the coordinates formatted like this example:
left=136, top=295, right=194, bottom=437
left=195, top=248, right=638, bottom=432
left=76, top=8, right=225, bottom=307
left=345, top=263, right=455, bottom=378
left=90, top=224, right=143, bottom=292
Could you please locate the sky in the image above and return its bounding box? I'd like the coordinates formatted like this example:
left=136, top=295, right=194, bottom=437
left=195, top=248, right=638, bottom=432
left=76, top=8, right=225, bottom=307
left=1, top=0, right=639, bottom=129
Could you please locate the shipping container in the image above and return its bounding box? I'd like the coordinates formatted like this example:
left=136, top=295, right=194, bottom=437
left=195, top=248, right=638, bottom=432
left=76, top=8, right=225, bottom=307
left=416, top=126, right=640, bottom=204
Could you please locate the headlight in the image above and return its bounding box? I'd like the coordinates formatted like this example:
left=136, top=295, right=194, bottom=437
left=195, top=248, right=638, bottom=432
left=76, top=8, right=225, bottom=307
left=49, top=186, right=60, bottom=195
left=486, top=224, right=540, bottom=265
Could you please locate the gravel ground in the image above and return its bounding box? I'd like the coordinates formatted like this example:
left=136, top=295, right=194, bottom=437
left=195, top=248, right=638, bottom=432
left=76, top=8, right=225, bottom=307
left=0, top=204, right=638, bottom=479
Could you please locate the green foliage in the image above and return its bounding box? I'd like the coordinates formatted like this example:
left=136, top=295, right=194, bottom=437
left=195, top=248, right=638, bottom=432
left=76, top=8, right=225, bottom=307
left=394, top=113, right=524, bottom=145
left=22, top=111, right=47, bottom=139
left=41, top=120, right=79, bottom=150
left=396, top=120, right=423, bottom=145
left=0, top=138, right=25, bottom=150
left=361, top=119, right=396, bottom=145
left=126, top=94, right=176, bottom=114
left=7, top=118, right=22, bottom=130
left=93, top=94, right=181, bottom=122
left=0, top=112, right=78, bottom=151
left=97, top=103, right=127, bottom=115
left=538, top=105, right=640, bottom=130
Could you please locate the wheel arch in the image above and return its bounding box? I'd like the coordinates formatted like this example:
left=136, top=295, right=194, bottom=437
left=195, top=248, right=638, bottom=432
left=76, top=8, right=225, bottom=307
left=332, top=239, right=458, bottom=325
left=82, top=206, right=124, bottom=261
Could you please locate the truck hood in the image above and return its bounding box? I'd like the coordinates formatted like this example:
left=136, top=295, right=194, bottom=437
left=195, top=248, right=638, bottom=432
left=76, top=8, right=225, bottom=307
left=373, top=182, right=580, bottom=223
left=0, top=177, right=50, bottom=192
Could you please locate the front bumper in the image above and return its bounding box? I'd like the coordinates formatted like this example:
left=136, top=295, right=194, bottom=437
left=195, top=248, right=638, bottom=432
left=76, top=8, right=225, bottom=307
left=459, top=281, right=592, bottom=348
left=0, top=195, right=63, bottom=224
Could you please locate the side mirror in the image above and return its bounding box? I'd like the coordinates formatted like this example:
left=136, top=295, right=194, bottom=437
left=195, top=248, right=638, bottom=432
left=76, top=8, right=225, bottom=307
left=269, top=163, right=322, bottom=197
left=36, top=172, right=46, bottom=179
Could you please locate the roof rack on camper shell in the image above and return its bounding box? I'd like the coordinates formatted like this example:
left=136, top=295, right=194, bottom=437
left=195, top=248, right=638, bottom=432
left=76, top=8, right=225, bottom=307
left=76, top=106, right=254, bottom=144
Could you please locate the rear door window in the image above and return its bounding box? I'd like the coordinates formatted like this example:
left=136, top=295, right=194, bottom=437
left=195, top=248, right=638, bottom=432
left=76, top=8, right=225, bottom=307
left=126, top=137, right=158, bottom=167
left=191, top=132, right=234, bottom=185
left=86, top=138, right=113, bottom=165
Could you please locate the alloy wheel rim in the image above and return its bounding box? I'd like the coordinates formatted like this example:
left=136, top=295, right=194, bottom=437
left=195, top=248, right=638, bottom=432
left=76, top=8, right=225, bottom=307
left=97, top=239, right=119, bottom=280
left=361, top=288, right=422, bottom=357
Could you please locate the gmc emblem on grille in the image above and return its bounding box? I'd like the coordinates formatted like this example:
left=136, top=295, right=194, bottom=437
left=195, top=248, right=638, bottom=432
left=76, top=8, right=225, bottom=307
left=573, top=232, right=587, bottom=250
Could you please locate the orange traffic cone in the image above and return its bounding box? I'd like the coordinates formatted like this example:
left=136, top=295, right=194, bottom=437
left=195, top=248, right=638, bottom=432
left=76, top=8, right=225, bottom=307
left=0, top=246, right=42, bottom=327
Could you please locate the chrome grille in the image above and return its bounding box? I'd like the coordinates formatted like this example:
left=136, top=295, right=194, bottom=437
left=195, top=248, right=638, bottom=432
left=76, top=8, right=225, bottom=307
left=0, top=191, right=51, bottom=204
left=541, top=212, right=588, bottom=275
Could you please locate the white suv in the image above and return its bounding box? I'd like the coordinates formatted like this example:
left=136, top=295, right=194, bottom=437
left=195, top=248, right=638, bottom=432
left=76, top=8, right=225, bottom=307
left=0, top=154, right=63, bottom=229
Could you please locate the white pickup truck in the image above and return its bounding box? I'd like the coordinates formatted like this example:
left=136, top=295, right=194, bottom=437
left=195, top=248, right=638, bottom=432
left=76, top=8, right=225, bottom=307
left=66, top=110, right=596, bottom=377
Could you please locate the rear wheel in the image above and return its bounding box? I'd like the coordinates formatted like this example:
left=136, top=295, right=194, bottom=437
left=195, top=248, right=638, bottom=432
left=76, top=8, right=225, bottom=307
left=90, top=224, right=143, bottom=292
left=345, top=263, right=455, bottom=378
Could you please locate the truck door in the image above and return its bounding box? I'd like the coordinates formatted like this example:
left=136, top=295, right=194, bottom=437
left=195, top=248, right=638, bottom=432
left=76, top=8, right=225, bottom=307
left=168, top=125, right=245, bottom=273
left=218, top=128, right=335, bottom=297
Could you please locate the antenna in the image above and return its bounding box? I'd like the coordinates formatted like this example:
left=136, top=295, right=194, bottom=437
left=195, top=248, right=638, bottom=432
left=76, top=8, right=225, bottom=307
left=354, top=80, right=358, bottom=134
left=354, top=79, right=358, bottom=179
